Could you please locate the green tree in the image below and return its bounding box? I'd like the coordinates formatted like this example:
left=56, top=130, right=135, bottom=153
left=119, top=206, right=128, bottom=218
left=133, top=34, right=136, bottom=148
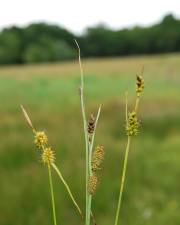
left=0, top=27, right=24, bottom=64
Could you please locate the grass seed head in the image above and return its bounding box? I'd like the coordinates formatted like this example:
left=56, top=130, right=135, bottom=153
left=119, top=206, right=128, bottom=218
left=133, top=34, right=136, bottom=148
left=136, top=74, right=144, bottom=97
left=126, top=111, right=139, bottom=136
left=34, top=131, right=48, bottom=148
left=88, top=174, right=98, bottom=195
left=92, top=145, right=105, bottom=172
left=42, top=147, right=55, bottom=164
left=88, top=114, right=95, bottom=134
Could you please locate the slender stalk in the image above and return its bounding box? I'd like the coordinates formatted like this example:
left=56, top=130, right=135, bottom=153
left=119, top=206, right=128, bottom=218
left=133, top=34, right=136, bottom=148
left=125, top=92, right=128, bottom=123
left=114, top=93, right=129, bottom=225
left=74, top=40, right=89, bottom=225
left=114, top=136, right=131, bottom=225
left=88, top=106, right=101, bottom=174
left=114, top=92, right=141, bottom=225
left=135, top=97, right=140, bottom=113
left=48, top=163, right=57, bottom=225
left=87, top=106, right=101, bottom=225
left=51, top=163, right=83, bottom=218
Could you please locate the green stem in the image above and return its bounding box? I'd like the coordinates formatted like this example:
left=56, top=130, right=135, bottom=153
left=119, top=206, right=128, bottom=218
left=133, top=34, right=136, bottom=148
left=87, top=106, right=101, bottom=225
left=75, top=40, right=89, bottom=225
left=114, top=136, right=131, bottom=225
left=88, top=106, right=101, bottom=175
left=48, top=163, right=57, bottom=225
left=135, top=97, right=140, bottom=113
left=79, top=89, right=89, bottom=224
left=114, top=92, right=141, bottom=225
left=75, top=40, right=101, bottom=225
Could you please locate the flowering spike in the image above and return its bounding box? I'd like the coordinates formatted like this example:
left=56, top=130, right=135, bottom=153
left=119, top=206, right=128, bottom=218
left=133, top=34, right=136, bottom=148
left=42, top=147, right=55, bottom=164
left=34, top=131, right=48, bottom=148
left=136, top=74, right=144, bottom=97
left=88, top=174, right=98, bottom=195
left=92, top=145, right=105, bottom=172
left=88, top=114, right=95, bottom=134
left=126, top=111, right=139, bottom=136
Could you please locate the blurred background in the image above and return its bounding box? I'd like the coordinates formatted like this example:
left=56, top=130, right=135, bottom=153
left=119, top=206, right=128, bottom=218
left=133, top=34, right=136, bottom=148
left=0, top=1, right=180, bottom=225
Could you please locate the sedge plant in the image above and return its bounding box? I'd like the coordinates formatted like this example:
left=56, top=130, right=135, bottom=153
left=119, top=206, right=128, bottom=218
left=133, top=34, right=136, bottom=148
left=74, top=40, right=104, bottom=225
left=114, top=69, right=145, bottom=225
left=21, top=105, right=83, bottom=225
left=20, top=43, right=145, bottom=225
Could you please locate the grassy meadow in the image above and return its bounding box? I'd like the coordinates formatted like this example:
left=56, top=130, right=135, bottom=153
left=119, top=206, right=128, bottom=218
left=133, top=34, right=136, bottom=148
left=0, top=53, right=180, bottom=225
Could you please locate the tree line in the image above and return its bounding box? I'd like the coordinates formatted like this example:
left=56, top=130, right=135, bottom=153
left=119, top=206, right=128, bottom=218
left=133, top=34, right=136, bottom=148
left=0, top=14, right=179, bottom=64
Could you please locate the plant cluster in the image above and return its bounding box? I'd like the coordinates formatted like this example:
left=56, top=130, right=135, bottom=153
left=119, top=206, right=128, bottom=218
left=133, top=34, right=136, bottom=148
left=21, top=42, right=145, bottom=225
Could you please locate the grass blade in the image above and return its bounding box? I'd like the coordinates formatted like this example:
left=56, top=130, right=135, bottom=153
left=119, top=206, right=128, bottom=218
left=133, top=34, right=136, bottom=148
left=52, top=163, right=83, bottom=218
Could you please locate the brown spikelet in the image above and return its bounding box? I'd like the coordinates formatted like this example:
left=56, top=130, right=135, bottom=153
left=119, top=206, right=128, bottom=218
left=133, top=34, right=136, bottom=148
left=88, top=174, right=97, bottom=195
left=136, top=74, right=144, bottom=97
left=88, top=114, right=95, bottom=134
left=92, top=145, right=105, bottom=172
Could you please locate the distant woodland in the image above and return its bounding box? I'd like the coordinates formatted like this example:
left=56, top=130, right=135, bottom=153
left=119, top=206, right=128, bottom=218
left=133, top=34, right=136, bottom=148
left=0, top=14, right=179, bottom=64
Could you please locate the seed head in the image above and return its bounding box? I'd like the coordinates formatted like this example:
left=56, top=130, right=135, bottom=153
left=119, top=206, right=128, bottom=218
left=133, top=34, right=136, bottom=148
left=42, top=147, right=55, bottom=164
left=92, top=145, right=105, bottom=172
left=34, top=131, right=48, bottom=148
left=88, top=174, right=98, bottom=195
left=88, top=114, right=95, bottom=134
left=126, top=111, right=139, bottom=136
left=136, top=74, right=144, bottom=97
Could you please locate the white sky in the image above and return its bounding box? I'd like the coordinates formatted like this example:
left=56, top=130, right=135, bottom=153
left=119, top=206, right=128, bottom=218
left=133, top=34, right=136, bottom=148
left=0, top=0, right=180, bottom=34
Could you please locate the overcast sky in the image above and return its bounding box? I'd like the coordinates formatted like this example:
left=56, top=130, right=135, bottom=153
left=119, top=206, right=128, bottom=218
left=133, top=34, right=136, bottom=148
left=0, top=0, right=180, bottom=33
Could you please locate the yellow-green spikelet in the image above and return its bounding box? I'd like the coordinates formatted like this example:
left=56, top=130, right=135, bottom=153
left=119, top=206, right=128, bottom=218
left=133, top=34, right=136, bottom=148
left=42, top=147, right=55, bottom=164
left=34, top=131, right=48, bottom=148
left=88, top=174, right=98, bottom=195
left=91, top=145, right=104, bottom=172
left=126, top=111, right=139, bottom=136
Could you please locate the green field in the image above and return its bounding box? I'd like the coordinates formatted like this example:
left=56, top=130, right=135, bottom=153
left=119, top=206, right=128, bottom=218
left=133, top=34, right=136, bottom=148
left=0, top=54, right=180, bottom=225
